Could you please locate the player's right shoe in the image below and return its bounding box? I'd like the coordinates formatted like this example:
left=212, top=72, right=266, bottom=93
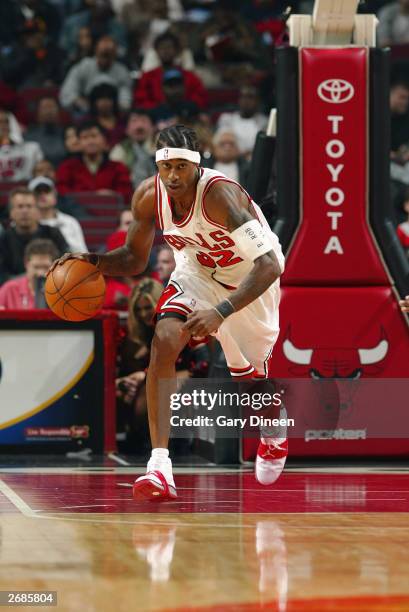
left=133, top=470, right=177, bottom=502
left=255, top=438, right=288, bottom=486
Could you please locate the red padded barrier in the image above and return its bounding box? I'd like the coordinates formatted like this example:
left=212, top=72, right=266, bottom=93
left=242, top=48, right=409, bottom=460
left=283, top=48, right=389, bottom=286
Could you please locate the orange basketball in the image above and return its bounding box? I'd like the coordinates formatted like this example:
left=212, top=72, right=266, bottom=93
left=45, top=259, right=106, bottom=321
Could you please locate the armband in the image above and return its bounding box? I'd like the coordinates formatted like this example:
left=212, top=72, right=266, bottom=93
left=230, top=220, right=274, bottom=261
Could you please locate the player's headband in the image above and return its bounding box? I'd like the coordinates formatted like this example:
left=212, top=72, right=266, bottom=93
left=155, top=147, right=201, bottom=164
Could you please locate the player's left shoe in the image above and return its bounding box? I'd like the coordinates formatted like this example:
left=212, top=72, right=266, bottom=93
left=255, top=438, right=288, bottom=485
left=133, top=470, right=177, bottom=502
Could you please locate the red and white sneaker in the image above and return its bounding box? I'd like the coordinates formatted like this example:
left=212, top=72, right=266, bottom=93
left=133, top=470, right=177, bottom=502
left=255, top=438, right=288, bottom=485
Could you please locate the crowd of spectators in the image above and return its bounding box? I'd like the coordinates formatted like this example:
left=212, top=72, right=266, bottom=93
left=0, top=0, right=408, bottom=273
left=0, top=0, right=408, bottom=446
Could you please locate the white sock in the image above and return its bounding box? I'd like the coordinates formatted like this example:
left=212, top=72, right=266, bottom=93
left=148, top=448, right=175, bottom=487
left=151, top=448, right=169, bottom=460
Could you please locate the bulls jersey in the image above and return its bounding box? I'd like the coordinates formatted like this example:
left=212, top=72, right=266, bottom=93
left=155, top=167, right=284, bottom=288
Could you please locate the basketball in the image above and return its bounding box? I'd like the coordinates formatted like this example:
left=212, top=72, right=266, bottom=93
left=45, top=258, right=106, bottom=322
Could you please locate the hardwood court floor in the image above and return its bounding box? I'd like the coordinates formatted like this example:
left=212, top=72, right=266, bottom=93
left=0, top=464, right=408, bottom=612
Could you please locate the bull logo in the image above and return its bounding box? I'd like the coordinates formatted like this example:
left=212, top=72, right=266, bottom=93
left=282, top=327, right=388, bottom=379
left=281, top=327, right=389, bottom=426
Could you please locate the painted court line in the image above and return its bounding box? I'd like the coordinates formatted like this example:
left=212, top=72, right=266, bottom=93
left=108, top=453, right=131, bottom=466
left=1, top=466, right=408, bottom=475
left=0, top=479, right=36, bottom=517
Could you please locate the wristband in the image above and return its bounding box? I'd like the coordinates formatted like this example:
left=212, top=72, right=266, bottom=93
left=214, top=299, right=235, bottom=320
left=88, top=253, right=100, bottom=268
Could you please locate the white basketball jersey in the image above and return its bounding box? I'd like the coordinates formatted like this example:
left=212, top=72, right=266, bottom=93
left=155, top=167, right=284, bottom=288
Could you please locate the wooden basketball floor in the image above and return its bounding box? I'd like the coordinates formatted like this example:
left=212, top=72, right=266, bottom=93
left=0, top=461, right=408, bottom=611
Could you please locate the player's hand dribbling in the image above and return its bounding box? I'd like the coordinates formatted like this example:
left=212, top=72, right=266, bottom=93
left=48, top=252, right=93, bottom=274
left=182, top=309, right=223, bottom=337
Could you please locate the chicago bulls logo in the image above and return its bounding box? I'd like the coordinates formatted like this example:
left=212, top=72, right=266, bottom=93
left=280, top=328, right=389, bottom=428
left=282, top=327, right=388, bottom=379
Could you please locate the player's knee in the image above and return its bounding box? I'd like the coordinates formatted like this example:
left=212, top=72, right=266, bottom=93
left=149, top=323, right=184, bottom=368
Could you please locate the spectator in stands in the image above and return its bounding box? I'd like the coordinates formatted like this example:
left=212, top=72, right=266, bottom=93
left=134, top=32, right=208, bottom=110
left=149, top=69, right=201, bottom=128
left=122, top=0, right=170, bottom=64
left=89, top=83, right=126, bottom=147
left=0, top=238, right=59, bottom=309
left=378, top=0, right=409, bottom=47
left=207, top=130, right=250, bottom=188
left=121, top=1, right=186, bottom=69
left=1, top=17, right=65, bottom=89
left=116, top=277, right=208, bottom=446
left=0, top=82, right=29, bottom=126
left=154, top=244, right=175, bottom=285
left=32, top=159, right=56, bottom=181
left=56, top=121, right=132, bottom=201
left=115, top=278, right=163, bottom=444
left=29, top=176, right=87, bottom=252
left=0, top=187, right=67, bottom=284
left=198, top=0, right=271, bottom=86
left=0, top=109, right=43, bottom=182
left=60, top=0, right=127, bottom=57
left=65, top=25, right=94, bottom=70
left=64, top=125, right=81, bottom=156
left=105, top=209, right=133, bottom=251
left=32, top=159, right=86, bottom=219
left=0, top=107, right=24, bottom=144
left=217, top=86, right=268, bottom=158
left=397, top=187, right=409, bottom=252
left=25, top=97, right=66, bottom=166
left=141, top=28, right=194, bottom=73
left=20, top=0, right=61, bottom=41
left=60, top=36, right=132, bottom=115
left=390, top=80, right=409, bottom=153
left=110, top=109, right=156, bottom=187
left=390, top=81, right=409, bottom=199
left=0, top=0, right=61, bottom=46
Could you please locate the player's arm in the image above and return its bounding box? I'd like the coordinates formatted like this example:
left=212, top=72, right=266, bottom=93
left=182, top=182, right=283, bottom=336
left=208, top=182, right=283, bottom=311
left=96, top=179, right=156, bottom=276
left=50, top=178, right=156, bottom=276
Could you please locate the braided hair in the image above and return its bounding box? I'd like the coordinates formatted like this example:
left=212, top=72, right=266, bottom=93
left=156, top=125, right=199, bottom=152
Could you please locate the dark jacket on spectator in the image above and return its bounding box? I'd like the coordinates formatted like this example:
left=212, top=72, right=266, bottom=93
left=134, top=67, right=208, bottom=110
left=391, top=113, right=409, bottom=152
left=1, top=42, right=65, bottom=90
left=0, top=225, right=67, bottom=284
left=56, top=155, right=132, bottom=202
left=24, top=124, right=66, bottom=166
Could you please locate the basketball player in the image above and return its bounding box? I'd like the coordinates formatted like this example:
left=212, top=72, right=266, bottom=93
left=52, top=125, right=287, bottom=501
